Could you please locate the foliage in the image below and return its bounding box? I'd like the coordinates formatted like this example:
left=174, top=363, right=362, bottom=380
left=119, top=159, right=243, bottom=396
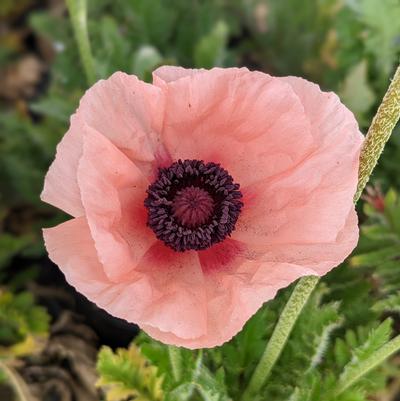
left=349, top=188, right=400, bottom=301
left=95, top=188, right=400, bottom=401
left=0, top=289, right=49, bottom=358
left=97, top=344, right=164, bottom=401
left=348, top=0, right=400, bottom=80
left=1, top=0, right=400, bottom=400
left=97, top=340, right=231, bottom=401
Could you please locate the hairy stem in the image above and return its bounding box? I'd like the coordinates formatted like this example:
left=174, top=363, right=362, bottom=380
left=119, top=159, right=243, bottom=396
left=354, top=65, right=400, bottom=201
left=65, top=0, right=96, bottom=85
left=335, top=334, right=400, bottom=395
left=242, top=64, right=400, bottom=400
left=241, top=276, right=319, bottom=400
left=168, top=346, right=183, bottom=382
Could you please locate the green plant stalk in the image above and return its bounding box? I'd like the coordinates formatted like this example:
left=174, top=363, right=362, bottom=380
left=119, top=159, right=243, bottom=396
left=241, top=64, right=400, bottom=401
left=65, top=0, right=96, bottom=85
left=241, top=275, right=319, bottom=400
left=168, top=346, right=183, bottom=382
left=335, top=334, right=400, bottom=395
left=354, top=65, right=400, bottom=201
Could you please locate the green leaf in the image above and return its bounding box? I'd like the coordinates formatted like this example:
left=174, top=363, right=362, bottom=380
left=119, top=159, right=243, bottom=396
left=165, top=364, right=230, bottom=401
left=347, top=319, right=392, bottom=364
left=212, top=289, right=285, bottom=399
left=349, top=245, right=400, bottom=267
left=132, top=45, right=163, bottom=81
left=260, top=285, right=342, bottom=400
left=339, top=61, right=375, bottom=124
left=194, top=20, right=229, bottom=68
left=0, top=290, right=49, bottom=357
left=372, top=292, right=400, bottom=314
left=96, top=343, right=164, bottom=401
left=133, top=335, right=230, bottom=401
left=120, top=0, right=176, bottom=50
left=194, top=365, right=231, bottom=401
left=351, top=0, right=400, bottom=76
left=29, top=96, right=75, bottom=123
left=137, top=333, right=208, bottom=393
left=336, top=320, right=399, bottom=396
left=334, top=319, right=393, bottom=394
left=0, top=234, right=33, bottom=270
left=164, top=354, right=202, bottom=401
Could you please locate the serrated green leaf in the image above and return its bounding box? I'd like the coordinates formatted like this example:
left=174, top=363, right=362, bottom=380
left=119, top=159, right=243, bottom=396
left=336, top=319, right=393, bottom=393
left=239, top=285, right=343, bottom=401
left=194, top=365, right=231, bottom=401
left=96, top=343, right=164, bottom=401
left=373, top=292, right=400, bottom=313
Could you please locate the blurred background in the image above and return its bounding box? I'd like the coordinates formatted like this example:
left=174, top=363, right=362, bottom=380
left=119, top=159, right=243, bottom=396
left=0, top=1, right=400, bottom=400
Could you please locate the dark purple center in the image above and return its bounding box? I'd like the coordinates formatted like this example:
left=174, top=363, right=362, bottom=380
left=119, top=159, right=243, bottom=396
left=144, top=159, right=243, bottom=252
left=172, top=186, right=214, bottom=227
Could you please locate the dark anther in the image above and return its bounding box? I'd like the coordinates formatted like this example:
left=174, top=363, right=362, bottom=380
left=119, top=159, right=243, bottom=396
left=144, top=159, right=243, bottom=252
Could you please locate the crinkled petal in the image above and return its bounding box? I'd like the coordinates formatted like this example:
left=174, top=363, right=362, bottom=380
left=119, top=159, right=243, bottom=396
left=153, top=65, right=207, bottom=86
left=41, top=72, right=166, bottom=217
left=133, top=243, right=207, bottom=339
left=44, top=218, right=318, bottom=349
left=142, top=209, right=357, bottom=348
left=78, top=72, right=165, bottom=169
left=43, top=217, right=153, bottom=320
left=251, top=208, right=359, bottom=276
left=41, top=114, right=85, bottom=217
left=44, top=219, right=207, bottom=341
left=77, top=125, right=156, bottom=282
left=43, top=217, right=108, bottom=286
left=281, top=76, right=361, bottom=143
left=233, top=76, right=363, bottom=246
left=142, top=255, right=316, bottom=349
left=159, top=68, right=313, bottom=186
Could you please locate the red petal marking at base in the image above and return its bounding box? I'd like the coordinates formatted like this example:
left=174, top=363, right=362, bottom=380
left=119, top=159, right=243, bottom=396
left=198, top=239, right=245, bottom=273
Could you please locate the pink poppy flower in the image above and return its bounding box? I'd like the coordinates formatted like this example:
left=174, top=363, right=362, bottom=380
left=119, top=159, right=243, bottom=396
left=42, top=67, right=363, bottom=349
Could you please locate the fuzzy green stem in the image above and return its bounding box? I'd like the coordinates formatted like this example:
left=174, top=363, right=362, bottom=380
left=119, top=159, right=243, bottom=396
left=65, top=0, right=96, bottom=85
left=335, top=334, right=400, bottom=395
left=354, top=65, right=400, bottom=201
left=168, top=346, right=183, bottom=382
left=241, top=276, right=319, bottom=401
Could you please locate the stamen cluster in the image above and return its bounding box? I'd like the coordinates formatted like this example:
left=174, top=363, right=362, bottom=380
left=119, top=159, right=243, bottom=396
left=145, top=159, right=243, bottom=251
